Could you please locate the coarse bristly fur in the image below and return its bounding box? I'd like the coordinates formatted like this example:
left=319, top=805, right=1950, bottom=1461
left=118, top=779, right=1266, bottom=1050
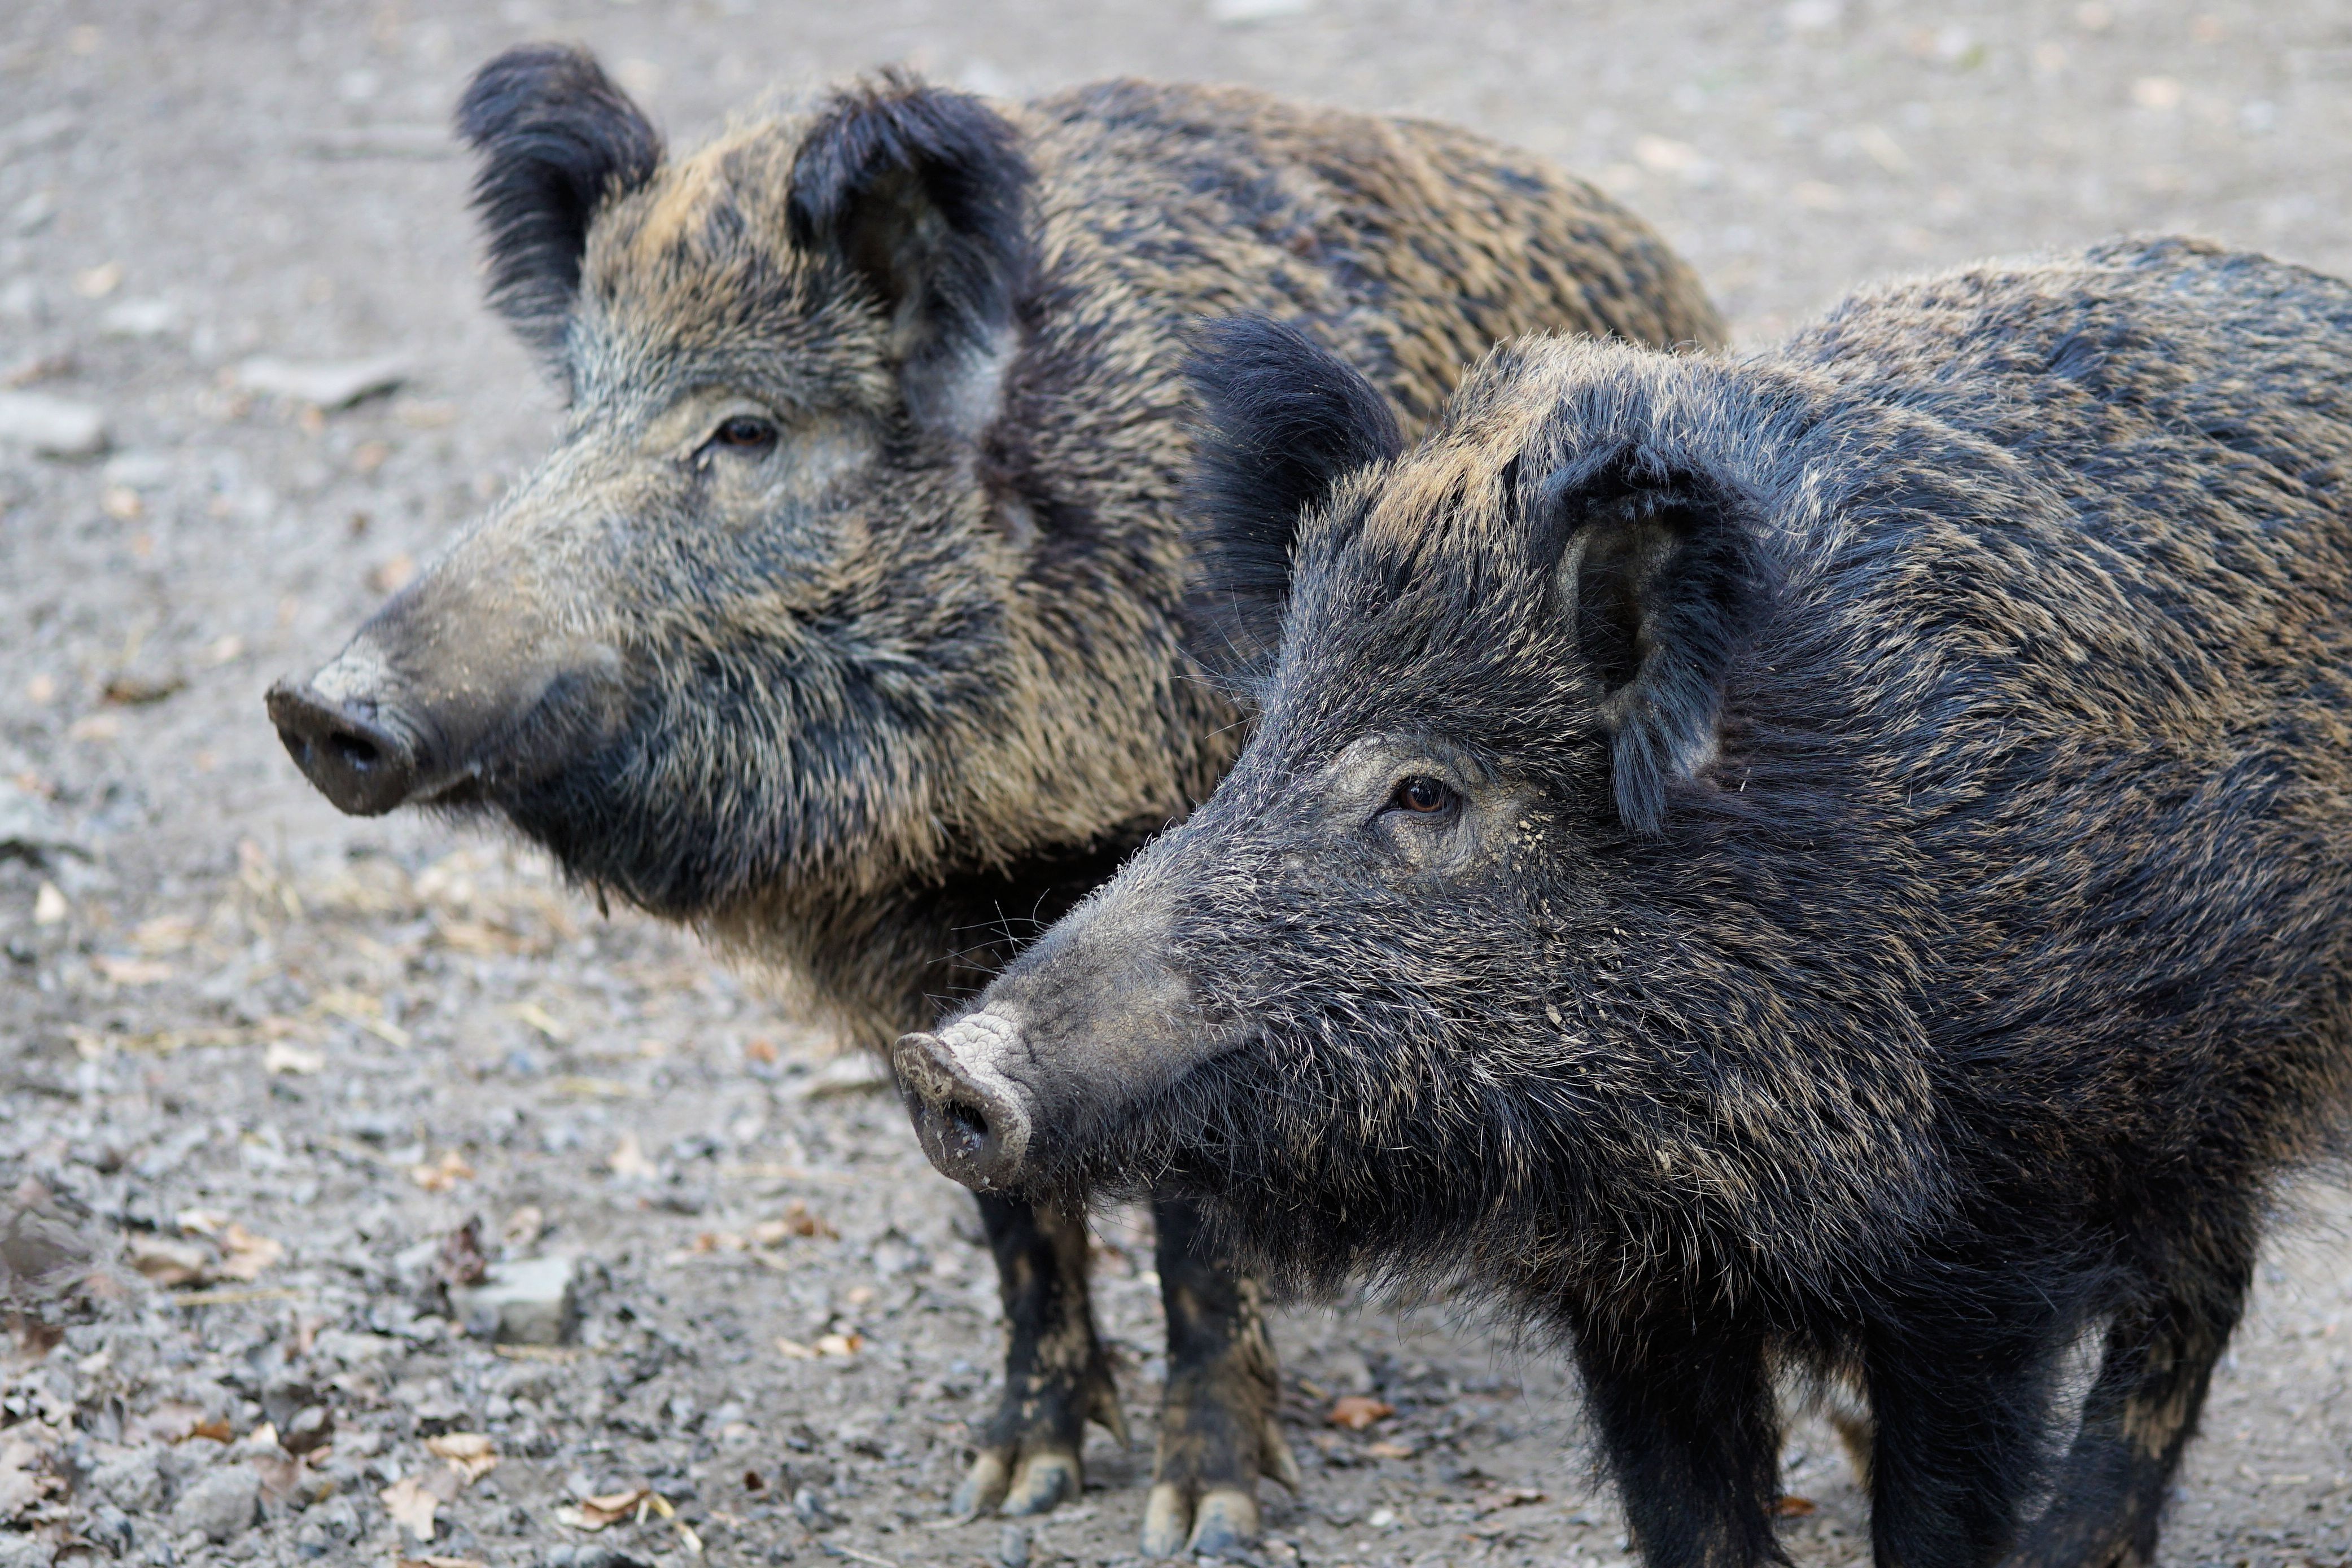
left=906, top=238, right=2352, bottom=1568
left=269, top=44, right=1724, bottom=1558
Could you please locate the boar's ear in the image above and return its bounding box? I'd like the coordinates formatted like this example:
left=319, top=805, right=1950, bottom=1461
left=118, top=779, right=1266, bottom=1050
left=788, top=72, right=1032, bottom=439
left=1537, top=452, right=1771, bottom=836
left=1181, top=316, right=1404, bottom=682
left=457, top=45, right=663, bottom=359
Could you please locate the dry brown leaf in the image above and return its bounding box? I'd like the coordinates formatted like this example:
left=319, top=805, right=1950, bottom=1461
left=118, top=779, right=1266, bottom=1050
left=1775, top=1495, right=1818, bottom=1518
left=748, top=1200, right=837, bottom=1246
left=127, top=1235, right=211, bottom=1286
left=554, top=1486, right=654, bottom=1531
left=409, top=1151, right=475, bottom=1192
left=1365, top=1439, right=1415, bottom=1460
left=423, top=1433, right=499, bottom=1483
left=501, top=1206, right=545, bottom=1249
left=381, top=1474, right=444, bottom=1541
left=777, top=1333, right=863, bottom=1360
left=1326, top=1395, right=1395, bottom=1431
left=130, top=916, right=200, bottom=954
left=93, top=954, right=173, bottom=986
left=216, top=1223, right=285, bottom=1282
left=397, top=1558, right=487, bottom=1568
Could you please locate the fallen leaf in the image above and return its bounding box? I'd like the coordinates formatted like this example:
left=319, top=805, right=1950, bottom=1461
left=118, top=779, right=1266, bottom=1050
left=0, top=1429, right=62, bottom=1522
left=555, top=1486, right=655, bottom=1531
left=1776, top=1495, right=1818, bottom=1517
left=512, top=1001, right=570, bottom=1043
left=101, top=670, right=185, bottom=706
left=381, top=1473, right=447, bottom=1541
left=813, top=1332, right=864, bottom=1357
left=409, top=1150, right=475, bottom=1192
left=264, top=1039, right=325, bottom=1075
left=126, top=1235, right=210, bottom=1286
left=744, top=1037, right=779, bottom=1064
left=748, top=1200, right=837, bottom=1245
left=368, top=553, right=418, bottom=593
left=398, top=1558, right=487, bottom=1568
left=130, top=915, right=199, bottom=954
left=216, top=1222, right=285, bottom=1281
left=1326, top=1395, right=1395, bottom=1431
left=425, top=1431, right=499, bottom=1483
left=607, top=1133, right=658, bottom=1181
left=175, top=1207, right=231, bottom=1236
left=1366, top=1439, right=1416, bottom=1460
left=93, top=954, right=173, bottom=986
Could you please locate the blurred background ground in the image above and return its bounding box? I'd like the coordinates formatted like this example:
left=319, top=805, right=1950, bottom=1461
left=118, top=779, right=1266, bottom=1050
left=5, top=2, right=2352, bottom=1565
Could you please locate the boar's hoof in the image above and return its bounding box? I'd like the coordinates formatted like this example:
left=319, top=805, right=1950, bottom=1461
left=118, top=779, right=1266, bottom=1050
left=265, top=678, right=423, bottom=816
left=951, top=1444, right=1081, bottom=1519
left=894, top=1024, right=1032, bottom=1190
left=1142, top=1483, right=1260, bottom=1559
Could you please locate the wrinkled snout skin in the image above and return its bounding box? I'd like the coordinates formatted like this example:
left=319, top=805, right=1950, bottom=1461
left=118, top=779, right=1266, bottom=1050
left=269, top=443, right=646, bottom=818
left=896, top=864, right=1213, bottom=1193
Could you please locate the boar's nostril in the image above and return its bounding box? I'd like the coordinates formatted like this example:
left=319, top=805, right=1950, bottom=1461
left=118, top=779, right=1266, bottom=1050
left=265, top=678, right=423, bottom=818
left=892, top=1028, right=1034, bottom=1192
left=946, top=1100, right=991, bottom=1145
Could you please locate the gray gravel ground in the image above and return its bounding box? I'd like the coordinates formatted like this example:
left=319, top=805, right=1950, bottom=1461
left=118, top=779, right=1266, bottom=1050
left=8, top=2, right=2352, bottom=1565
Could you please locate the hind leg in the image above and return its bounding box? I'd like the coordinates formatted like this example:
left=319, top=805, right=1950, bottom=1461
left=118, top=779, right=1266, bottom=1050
left=1139, top=1195, right=1297, bottom=1558
left=954, top=1192, right=1127, bottom=1518
left=2008, top=1232, right=2254, bottom=1568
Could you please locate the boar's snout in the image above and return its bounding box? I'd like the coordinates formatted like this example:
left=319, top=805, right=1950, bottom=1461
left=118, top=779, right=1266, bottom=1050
left=894, top=1014, right=1037, bottom=1192
left=266, top=651, right=436, bottom=817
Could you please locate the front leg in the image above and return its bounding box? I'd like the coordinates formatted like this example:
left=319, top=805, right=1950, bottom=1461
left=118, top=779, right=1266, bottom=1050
left=955, top=1192, right=1127, bottom=1517
left=1571, top=1308, right=1782, bottom=1568
left=1140, top=1195, right=1299, bottom=1558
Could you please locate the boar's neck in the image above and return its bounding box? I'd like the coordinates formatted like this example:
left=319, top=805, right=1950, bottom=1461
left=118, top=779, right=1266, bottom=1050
left=703, top=819, right=1170, bottom=1052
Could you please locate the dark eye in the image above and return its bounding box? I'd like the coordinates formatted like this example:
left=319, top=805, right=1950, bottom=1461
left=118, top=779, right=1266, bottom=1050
left=710, top=414, right=778, bottom=454
left=1389, top=776, right=1458, bottom=815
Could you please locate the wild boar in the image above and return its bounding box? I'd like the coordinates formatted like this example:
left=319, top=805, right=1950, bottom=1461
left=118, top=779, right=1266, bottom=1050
left=264, top=45, right=1724, bottom=1557
left=897, top=238, right=2352, bottom=1567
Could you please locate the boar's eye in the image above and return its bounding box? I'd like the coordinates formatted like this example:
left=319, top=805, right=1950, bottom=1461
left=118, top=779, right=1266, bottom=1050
left=1388, top=776, right=1459, bottom=816
left=707, top=414, right=779, bottom=455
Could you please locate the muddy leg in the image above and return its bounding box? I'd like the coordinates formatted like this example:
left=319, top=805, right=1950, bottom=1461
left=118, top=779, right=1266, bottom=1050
left=2008, top=1245, right=2253, bottom=1568
left=1139, top=1195, right=1297, bottom=1558
left=954, top=1192, right=1127, bottom=1518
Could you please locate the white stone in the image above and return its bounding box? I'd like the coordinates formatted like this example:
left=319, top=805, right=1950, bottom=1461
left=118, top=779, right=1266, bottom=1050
left=171, top=1463, right=259, bottom=1544
left=450, top=1255, right=578, bottom=1345
left=99, top=297, right=179, bottom=338
left=0, top=391, right=106, bottom=457
left=233, top=353, right=406, bottom=409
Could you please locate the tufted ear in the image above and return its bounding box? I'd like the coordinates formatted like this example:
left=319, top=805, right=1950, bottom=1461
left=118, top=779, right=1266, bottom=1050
left=1536, top=450, right=1772, bottom=836
left=787, top=72, right=1033, bottom=439
left=1181, top=316, right=1405, bottom=683
left=456, top=45, right=663, bottom=360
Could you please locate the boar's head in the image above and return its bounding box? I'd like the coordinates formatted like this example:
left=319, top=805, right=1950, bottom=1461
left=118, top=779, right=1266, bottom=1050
left=899, top=318, right=1940, bottom=1291
left=269, top=47, right=1145, bottom=941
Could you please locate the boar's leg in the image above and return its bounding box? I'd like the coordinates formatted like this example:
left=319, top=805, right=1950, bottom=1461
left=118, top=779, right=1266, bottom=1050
left=1571, top=1311, right=1782, bottom=1568
left=1862, top=1307, right=2065, bottom=1568
left=2008, top=1245, right=2253, bottom=1568
left=1139, top=1196, right=1298, bottom=1557
left=955, top=1193, right=1127, bottom=1517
